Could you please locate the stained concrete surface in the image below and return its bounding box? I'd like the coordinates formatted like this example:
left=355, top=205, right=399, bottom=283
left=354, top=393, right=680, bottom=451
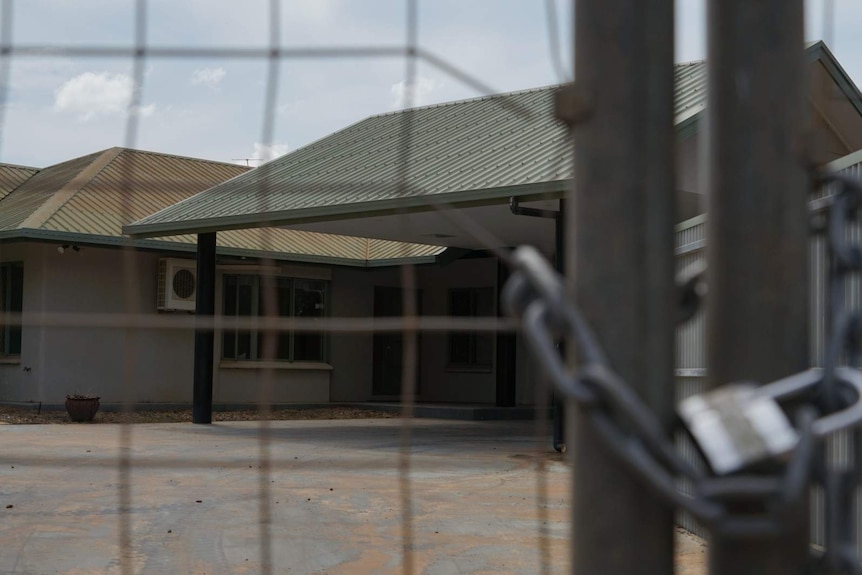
left=0, top=419, right=705, bottom=574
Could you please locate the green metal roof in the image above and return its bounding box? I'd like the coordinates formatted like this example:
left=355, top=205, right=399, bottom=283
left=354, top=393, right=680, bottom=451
left=126, top=61, right=709, bottom=238
left=0, top=162, right=39, bottom=201
left=124, top=43, right=857, bottom=240
left=0, top=147, right=444, bottom=266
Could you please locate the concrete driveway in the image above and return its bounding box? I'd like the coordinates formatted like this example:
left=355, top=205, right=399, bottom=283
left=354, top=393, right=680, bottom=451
left=0, top=419, right=572, bottom=575
left=0, top=418, right=705, bottom=574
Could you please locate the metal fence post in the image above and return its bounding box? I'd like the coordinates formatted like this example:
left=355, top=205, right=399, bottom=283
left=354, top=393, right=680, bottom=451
left=193, top=231, right=217, bottom=424
left=705, top=0, right=809, bottom=573
left=566, top=0, right=676, bottom=572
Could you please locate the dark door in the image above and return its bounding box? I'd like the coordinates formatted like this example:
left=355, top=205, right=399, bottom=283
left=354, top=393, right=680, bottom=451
left=372, top=287, right=421, bottom=397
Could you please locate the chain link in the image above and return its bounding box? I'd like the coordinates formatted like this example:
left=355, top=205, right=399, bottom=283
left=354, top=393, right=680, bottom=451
left=811, top=172, right=862, bottom=574
left=503, top=171, right=862, bottom=573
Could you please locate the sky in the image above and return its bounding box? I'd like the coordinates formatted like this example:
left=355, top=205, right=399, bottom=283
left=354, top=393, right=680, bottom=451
left=1, top=0, right=861, bottom=168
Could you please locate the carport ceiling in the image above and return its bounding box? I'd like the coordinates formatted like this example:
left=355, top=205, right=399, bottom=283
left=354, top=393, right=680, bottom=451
left=287, top=198, right=562, bottom=252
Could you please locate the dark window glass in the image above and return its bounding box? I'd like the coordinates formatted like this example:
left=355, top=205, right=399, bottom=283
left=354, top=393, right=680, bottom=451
left=222, top=274, right=328, bottom=362
left=0, top=263, right=23, bottom=356
left=257, top=277, right=291, bottom=361
left=236, top=276, right=254, bottom=360
left=222, top=275, right=238, bottom=359
left=293, top=280, right=326, bottom=361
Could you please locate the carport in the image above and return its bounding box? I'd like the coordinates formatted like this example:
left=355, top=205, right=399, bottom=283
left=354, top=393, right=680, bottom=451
left=123, top=43, right=862, bottom=423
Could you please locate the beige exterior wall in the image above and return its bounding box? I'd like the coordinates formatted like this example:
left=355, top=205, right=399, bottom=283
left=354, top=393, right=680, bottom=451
left=211, top=262, right=336, bottom=404
left=415, top=258, right=498, bottom=404
left=0, top=242, right=534, bottom=407
left=678, top=132, right=701, bottom=196
left=328, top=266, right=390, bottom=402
left=0, top=242, right=192, bottom=403
left=0, top=243, right=336, bottom=405
left=331, top=258, right=535, bottom=405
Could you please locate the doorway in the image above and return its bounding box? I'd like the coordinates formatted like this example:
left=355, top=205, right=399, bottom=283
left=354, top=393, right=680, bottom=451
left=372, top=286, right=421, bottom=398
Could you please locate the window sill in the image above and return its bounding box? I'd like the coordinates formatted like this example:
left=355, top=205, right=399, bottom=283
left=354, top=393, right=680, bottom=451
left=0, top=356, right=20, bottom=365
left=445, top=365, right=493, bottom=374
left=219, top=361, right=333, bottom=371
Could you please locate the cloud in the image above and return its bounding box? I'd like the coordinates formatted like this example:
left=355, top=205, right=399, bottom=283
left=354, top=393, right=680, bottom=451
left=132, top=104, right=157, bottom=118
left=233, top=142, right=289, bottom=166
left=190, top=67, right=226, bottom=89
left=53, top=72, right=154, bottom=121
left=390, top=76, right=439, bottom=109
left=9, top=58, right=77, bottom=93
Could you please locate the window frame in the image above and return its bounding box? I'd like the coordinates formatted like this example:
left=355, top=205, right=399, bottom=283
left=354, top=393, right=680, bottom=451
left=220, top=273, right=329, bottom=364
left=446, top=286, right=494, bottom=372
left=0, top=262, right=23, bottom=358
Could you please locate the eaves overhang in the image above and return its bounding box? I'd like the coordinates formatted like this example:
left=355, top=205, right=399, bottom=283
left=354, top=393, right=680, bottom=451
left=0, top=228, right=442, bottom=268
left=807, top=40, right=862, bottom=119
left=124, top=180, right=569, bottom=239
left=126, top=43, right=862, bottom=241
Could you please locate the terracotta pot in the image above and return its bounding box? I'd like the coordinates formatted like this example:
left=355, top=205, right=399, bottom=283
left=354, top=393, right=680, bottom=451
left=65, top=396, right=100, bottom=422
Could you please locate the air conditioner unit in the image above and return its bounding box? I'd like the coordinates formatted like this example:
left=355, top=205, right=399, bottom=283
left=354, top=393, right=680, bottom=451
left=157, top=258, right=197, bottom=312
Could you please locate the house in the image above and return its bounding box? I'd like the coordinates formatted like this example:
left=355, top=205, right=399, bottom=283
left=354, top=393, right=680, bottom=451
left=123, top=42, right=862, bottom=413
left=2, top=42, right=858, bottom=410
left=0, top=147, right=444, bottom=405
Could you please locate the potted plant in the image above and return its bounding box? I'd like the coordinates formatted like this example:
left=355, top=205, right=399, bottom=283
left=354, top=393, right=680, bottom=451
left=65, top=394, right=100, bottom=422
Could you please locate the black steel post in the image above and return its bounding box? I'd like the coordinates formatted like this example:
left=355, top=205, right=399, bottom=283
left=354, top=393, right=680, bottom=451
left=508, top=195, right=566, bottom=448
left=705, top=1, right=809, bottom=573
left=568, top=0, right=676, bottom=572
left=495, top=258, right=517, bottom=407
left=507, top=196, right=566, bottom=447
left=553, top=199, right=565, bottom=453
left=193, top=232, right=217, bottom=424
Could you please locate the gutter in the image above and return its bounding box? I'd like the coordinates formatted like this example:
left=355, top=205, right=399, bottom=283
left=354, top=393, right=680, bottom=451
left=508, top=197, right=560, bottom=220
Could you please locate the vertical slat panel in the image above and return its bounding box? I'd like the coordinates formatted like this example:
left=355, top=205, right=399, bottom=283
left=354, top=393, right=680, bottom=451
left=675, top=217, right=707, bottom=537
left=674, top=157, right=862, bottom=551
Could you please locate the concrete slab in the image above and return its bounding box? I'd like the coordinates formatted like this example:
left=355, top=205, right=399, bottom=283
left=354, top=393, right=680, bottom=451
left=351, top=403, right=544, bottom=421
left=0, top=419, right=569, bottom=574
left=0, top=419, right=706, bottom=574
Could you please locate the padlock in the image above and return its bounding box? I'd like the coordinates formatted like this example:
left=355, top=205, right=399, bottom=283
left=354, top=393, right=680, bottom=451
left=679, top=367, right=862, bottom=475
left=679, top=383, right=798, bottom=475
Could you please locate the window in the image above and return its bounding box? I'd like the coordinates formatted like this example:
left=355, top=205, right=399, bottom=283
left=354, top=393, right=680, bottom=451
left=447, top=287, right=494, bottom=370
left=0, top=263, right=23, bottom=357
left=222, top=275, right=327, bottom=362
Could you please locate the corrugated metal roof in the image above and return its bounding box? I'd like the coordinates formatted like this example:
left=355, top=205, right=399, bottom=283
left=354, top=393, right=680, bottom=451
left=673, top=61, right=707, bottom=126
left=0, top=152, right=103, bottom=231
left=0, top=163, right=39, bottom=201
left=127, top=62, right=710, bottom=237
left=0, top=148, right=443, bottom=265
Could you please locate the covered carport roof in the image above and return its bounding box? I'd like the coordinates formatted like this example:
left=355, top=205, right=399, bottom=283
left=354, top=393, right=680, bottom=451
left=125, top=42, right=862, bottom=253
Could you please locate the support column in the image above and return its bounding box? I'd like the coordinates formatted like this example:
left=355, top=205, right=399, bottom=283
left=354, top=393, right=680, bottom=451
left=705, top=1, right=809, bottom=572
left=193, top=232, right=217, bottom=424
left=553, top=199, right=565, bottom=452
left=495, top=258, right=516, bottom=407
left=568, top=0, right=676, bottom=572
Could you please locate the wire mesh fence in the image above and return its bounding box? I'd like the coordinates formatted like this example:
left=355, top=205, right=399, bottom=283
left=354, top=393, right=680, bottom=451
left=1, top=0, right=861, bottom=574
left=0, top=1, right=577, bottom=574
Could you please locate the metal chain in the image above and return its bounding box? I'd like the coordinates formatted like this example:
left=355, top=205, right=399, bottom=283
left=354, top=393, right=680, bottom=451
left=810, top=172, right=862, bottom=574
left=502, top=171, right=862, bottom=572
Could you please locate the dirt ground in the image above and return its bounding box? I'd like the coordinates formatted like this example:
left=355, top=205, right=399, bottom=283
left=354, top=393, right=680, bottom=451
left=675, top=528, right=707, bottom=574
left=0, top=404, right=396, bottom=425
left=0, top=406, right=708, bottom=573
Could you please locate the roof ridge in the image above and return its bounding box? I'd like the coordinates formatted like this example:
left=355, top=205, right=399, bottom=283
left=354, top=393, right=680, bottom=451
left=675, top=59, right=706, bottom=67
left=108, top=146, right=253, bottom=170
left=271, top=60, right=704, bottom=166
left=18, top=148, right=123, bottom=230
left=0, top=162, right=40, bottom=171
left=368, top=83, right=567, bottom=119
left=366, top=60, right=707, bottom=120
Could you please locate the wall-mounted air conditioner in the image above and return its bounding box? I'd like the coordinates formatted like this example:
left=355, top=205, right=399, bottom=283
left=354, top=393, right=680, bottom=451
left=157, top=258, right=197, bottom=312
